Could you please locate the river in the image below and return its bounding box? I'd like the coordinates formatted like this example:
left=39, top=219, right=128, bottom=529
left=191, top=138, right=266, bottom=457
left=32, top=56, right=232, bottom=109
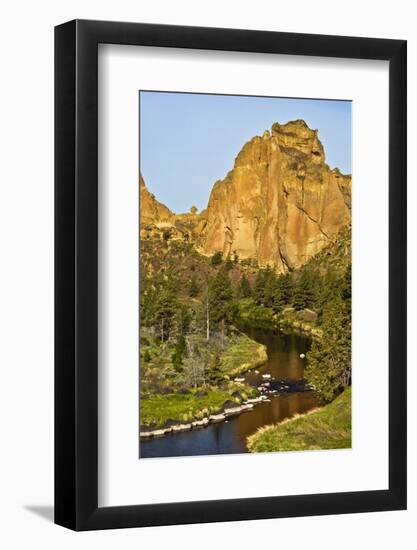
left=139, top=324, right=318, bottom=458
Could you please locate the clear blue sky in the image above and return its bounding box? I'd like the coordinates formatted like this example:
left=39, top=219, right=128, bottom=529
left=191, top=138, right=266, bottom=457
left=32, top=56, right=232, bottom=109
left=139, top=91, right=351, bottom=214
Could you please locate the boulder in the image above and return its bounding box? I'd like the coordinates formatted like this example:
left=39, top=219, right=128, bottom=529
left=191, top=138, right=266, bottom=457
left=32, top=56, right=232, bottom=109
left=192, top=418, right=209, bottom=428
left=246, top=397, right=263, bottom=404
left=224, top=406, right=243, bottom=417
left=172, top=424, right=192, bottom=433
left=222, top=400, right=237, bottom=409
left=209, top=413, right=226, bottom=423
left=301, top=308, right=318, bottom=322
left=153, top=429, right=168, bottom=437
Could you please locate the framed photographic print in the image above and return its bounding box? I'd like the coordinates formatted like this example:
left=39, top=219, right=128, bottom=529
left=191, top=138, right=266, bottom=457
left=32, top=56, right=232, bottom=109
left=55, top=20, right=407, bottom=530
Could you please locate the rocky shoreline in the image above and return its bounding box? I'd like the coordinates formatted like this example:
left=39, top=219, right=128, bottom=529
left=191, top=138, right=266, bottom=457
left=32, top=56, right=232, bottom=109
left=139, top=375, right=315, bottom=440
left=139, top=395, right=270, bottom=439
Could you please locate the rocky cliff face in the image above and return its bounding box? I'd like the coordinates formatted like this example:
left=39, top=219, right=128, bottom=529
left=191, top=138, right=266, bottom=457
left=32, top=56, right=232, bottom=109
left=140, top=174, right=173, bottom=226
left=195, top=120, right=351, bottom=271
left=140, top=120, right=351, bottom=272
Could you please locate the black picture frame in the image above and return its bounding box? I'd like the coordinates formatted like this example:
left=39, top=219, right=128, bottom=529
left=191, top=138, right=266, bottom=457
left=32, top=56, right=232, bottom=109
left=55, top=19, right=407, bottom=531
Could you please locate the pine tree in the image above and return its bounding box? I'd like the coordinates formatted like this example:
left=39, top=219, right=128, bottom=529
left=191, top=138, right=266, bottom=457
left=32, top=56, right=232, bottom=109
left=194, top=285, right=211, bottom=340
left=153, top=284, right=178, bottom=341
left=211, top=251, right=223, bottom=266
left=175, top=304, right=192, bottom=335
left=172, top=335, right=186, bottom=372
left=188, top=274, right=200, bottom=297
left=305, top=296, right=351, bottom=402
left=318, top=270, right=340, bottom=311
left=280, top=273, right=293, bottom=305
left=271, top=277, right=286, bottom=313
left=238, top=274, right=252, bottom=298
left=263, top=266, right=276, bottom=307
left=208, top=266, right=235, bottom=334
left=208, top=352, right=223, bottom=384
left=254, top=269, right=267, bottom=305
left=292, top=269, right=315, bottom=310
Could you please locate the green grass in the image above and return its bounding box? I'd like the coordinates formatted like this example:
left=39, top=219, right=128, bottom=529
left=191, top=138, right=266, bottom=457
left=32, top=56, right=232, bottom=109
left=236, top=298, right=275, bottom=324
left=247, top=388, right=351, bottom=453
left=236, top=298, right=322, bottom=338
left=220, top=332, right=267, bottom=377
left=140, top=385, right=257, bottom=429
left=277, top=314, right=322, bottom=338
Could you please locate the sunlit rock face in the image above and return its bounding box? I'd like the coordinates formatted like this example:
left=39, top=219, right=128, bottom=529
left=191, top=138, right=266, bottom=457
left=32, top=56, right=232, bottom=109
left=139, top=120, right=351, bottom=272
left=195, top=120, right=351, bottom=272
left=140, top=174, right=173, bottom=226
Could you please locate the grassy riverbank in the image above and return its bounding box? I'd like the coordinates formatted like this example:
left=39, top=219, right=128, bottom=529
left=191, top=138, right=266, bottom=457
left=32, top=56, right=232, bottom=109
left=140, top=383, right=258, bottom=430
left=219, top=333, right=267, bottom=376
left=237, top=298, right=322, bottom=337
left=237, top=298, right=275, bottom=325
left=247, top=388, right=351, bottom=452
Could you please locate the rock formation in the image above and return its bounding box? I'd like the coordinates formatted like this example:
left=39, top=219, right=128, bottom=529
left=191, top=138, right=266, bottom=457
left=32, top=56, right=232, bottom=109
left=195, top=120, right=351, bottom=271
left=140, top=174, right=173, bottom=226
left=140, top=175, right=201, bottom=242
left=140, top=120, right=351, bottom=272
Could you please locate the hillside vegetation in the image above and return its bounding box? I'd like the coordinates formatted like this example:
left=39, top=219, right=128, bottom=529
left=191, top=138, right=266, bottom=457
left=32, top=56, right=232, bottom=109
left=247, top=388, right=351, bottom=452
left=140, top=223, right=351, bottom=433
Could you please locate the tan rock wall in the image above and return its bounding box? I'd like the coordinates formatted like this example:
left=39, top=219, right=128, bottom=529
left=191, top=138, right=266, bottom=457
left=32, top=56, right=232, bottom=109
left=140, top=120, right=351, bottom=273
left=196, top=120, right=351, bottom=271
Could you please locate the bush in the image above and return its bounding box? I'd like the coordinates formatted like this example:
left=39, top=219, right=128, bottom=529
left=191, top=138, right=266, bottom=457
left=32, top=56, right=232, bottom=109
left=211, top=251, right=223, bottom=266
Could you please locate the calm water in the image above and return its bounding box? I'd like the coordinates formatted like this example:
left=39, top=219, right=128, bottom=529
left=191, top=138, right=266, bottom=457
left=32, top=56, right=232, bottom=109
left=140, top=324, right=318, bottom=458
